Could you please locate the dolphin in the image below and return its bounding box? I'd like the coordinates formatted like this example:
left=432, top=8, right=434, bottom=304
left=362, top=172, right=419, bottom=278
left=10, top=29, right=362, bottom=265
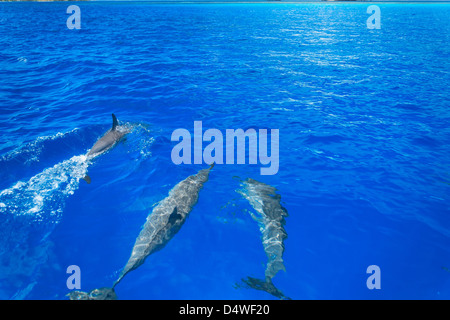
left=67, top=287, right=118, bottom=300
left=68, top=164, right=214, bottom=300
left=82, top=114, right=129, bottom=184
left=236, top=178, right=291, bottom=300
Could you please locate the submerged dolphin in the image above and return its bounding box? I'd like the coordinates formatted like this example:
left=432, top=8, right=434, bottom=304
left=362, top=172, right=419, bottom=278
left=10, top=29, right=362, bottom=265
left=236, top=178, right=290, bottom=300
left=82, top=114, right=129, bottom=183
left=68, top=164, right=214, bottom=300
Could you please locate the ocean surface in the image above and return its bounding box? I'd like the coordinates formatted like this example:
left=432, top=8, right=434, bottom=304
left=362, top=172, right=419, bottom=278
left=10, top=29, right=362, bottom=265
left=0, top=1, right=449, bottom=300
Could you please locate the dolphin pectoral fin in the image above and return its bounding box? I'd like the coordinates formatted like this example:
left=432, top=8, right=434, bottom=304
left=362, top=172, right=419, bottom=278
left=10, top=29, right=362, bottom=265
left=168, top=206, right=182, bottom=225
left=112, top=113, right=119, bottom=131
left=82, top=175, right=91, bottom=184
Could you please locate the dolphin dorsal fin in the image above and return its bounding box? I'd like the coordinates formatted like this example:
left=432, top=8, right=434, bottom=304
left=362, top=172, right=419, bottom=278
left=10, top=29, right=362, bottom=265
left=112, top=114, right=119, bottom=130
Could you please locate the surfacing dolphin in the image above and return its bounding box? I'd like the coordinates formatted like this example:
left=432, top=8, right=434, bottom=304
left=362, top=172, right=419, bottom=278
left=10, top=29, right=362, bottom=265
left=82, top=114, right=129, bottom=183
left=236, top=178, right=291, bottom=300
left=68, top=164, right=214, bottom=300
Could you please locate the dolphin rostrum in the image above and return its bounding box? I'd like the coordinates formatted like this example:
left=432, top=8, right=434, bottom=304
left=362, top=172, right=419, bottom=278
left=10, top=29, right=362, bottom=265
left=68, top=164, right=214, bottom=300
left=236, top=178, right=290, bottom=300
left=82, top=114, right=129, bottom=183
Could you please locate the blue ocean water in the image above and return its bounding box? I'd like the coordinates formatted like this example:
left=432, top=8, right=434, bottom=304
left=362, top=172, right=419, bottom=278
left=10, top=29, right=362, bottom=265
left=0, top=1, right=450, bottom=300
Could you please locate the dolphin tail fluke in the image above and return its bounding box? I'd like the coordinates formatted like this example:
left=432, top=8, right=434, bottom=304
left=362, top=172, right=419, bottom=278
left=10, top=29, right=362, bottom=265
left=112, top=274, right=124, bottom=289
left=67, top=287, right=117, bottom=300
left=238, top=276, right=291, bottom=300
left=82, top=175, right=91, bottom=184
left=112, top=113, right=119, bottom=130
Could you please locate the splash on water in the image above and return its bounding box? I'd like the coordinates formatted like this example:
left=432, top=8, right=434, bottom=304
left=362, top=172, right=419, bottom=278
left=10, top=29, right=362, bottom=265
left=0, top=128, right=80, bottom=165
left=0, top=154, right=89, bottom=223
left=0, top=153, right=90, bottom=299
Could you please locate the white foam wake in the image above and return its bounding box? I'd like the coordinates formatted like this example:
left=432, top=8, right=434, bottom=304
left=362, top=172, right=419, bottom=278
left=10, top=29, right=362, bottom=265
left=1, top=128, right=80, bottom=164
left=0, top=154, right=89, bottom=223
